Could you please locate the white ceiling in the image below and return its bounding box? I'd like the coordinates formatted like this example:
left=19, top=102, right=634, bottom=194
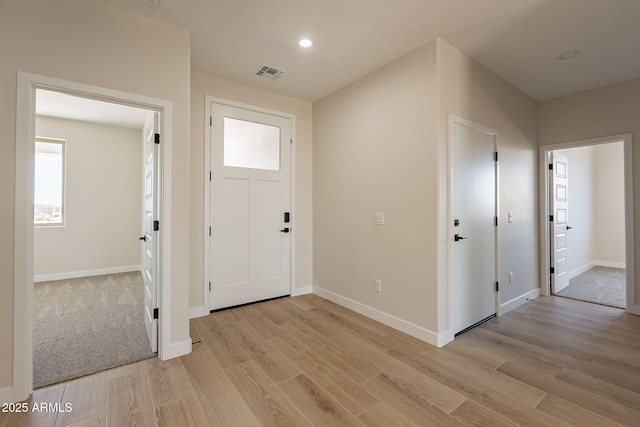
left=38, top=0, right=640, bottom=125
left=36, top=90, right=151, bottom=129
left=98, top=0, right=640, bottom=102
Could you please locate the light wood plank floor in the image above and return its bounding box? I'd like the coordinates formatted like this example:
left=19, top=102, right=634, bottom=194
left=2, top=294, right=640, bottom=426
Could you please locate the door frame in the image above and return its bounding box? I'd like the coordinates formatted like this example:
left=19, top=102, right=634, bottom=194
left=447, top=115, right=500, bottom=336
left=14, top=72, right=173, bottom=400
left=538, top=133, right=637, bottom=314
left=202, top=96, right=296, bottom=314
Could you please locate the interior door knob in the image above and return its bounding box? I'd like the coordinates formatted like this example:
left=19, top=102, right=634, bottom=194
left=566, top=226, right=573, bottom=230
left=139, top=236, right=147, bottom=242
left=454, top=234, right=468, bottom=242
left=280, top=228, right=290, bottom=233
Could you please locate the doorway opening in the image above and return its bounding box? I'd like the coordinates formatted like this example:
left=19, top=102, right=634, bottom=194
left=539, top=134, right=636, bottom=313
left=14, top=72, right=173, bottom=399
left=32, top=89, right=157, bottom=387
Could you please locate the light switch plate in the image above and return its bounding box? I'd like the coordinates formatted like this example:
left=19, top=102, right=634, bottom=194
left=374, top=213, right=385, bottom=225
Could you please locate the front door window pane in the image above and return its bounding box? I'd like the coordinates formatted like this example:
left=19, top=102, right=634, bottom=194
left=223, top=117, right=280, bottom=171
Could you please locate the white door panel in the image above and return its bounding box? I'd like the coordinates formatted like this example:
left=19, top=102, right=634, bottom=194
left=221, top=178, right=250, bottom=286
left=551, top=152, right=570, bottom=293
left=210, top=103, right=291, bottom=310
left=256, top=180, right=283, bottom=281
left=142, top=112, right=158, bottom=352
left=450, top=119, right=497, bottom=335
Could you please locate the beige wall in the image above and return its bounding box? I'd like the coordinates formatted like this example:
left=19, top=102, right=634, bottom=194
left=1, top=0, right=191, bottom=392
left=313, top=41, right=440, bottom=331
left=313, top=38, right=539, bottom=340
left=594, top=142, right=626, bottom=265
left=437, top=39, right=539, bottom=324
left=539, top=77, right=640, bottom=307
left=34, top=117, right=143, bottom=277
left=189, top=71, right=313, bottom=311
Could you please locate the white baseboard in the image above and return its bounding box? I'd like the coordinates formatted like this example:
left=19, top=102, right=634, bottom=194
left=0, top=386, right=15, bottom=404
left=291, top=285, right=312, bottom=297
left=566, top=261, right=626, bottom=283
left=499, top=288, right=540, bottom=316
left=567, top=262, right=595, bottom=281
left=189, top=306, right=209, bottom=319
left=594, top=260, right=626, bottom=269
left=312, top=286, right=446, bottom=347
left=34, top=265, right=142, bottom=283
left=161, top=338, right=192, bottom=361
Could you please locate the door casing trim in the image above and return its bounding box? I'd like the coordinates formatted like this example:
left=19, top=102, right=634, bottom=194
left=202, top=96, right=296, bottom=313
left=447, top=115, right=500, bottom=337
left=14, top=72, right=173, bottom=402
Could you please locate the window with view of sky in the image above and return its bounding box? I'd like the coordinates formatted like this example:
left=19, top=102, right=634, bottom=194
left=34, top=138, right=65, bottom=226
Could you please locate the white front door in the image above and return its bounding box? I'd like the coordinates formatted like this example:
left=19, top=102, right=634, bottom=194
left=550, top=152, right=570, bottom=293
left=450, top=118, right=497, bottom=335
left=209, top=103, right=292, bottom=310
left=142, top=112, right=159, bottom=352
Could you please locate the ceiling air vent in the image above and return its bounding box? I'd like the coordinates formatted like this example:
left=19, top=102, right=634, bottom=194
left=255, top=65, right=285, bottom=80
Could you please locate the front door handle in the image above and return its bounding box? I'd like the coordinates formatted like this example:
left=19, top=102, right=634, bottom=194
left=454, top=234, right=468, bottom=242
left=280, top=228, right=290, bottom=233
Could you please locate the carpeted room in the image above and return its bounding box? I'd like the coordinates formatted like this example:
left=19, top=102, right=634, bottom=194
left=551, top=142, right=627, bottom=309
left=33, top=103, right=155, bottom=387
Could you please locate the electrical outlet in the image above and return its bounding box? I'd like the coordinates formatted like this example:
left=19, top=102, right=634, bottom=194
left=374, top=279, right=382, bottom=293
left=509, top=272, right=513, bottom=284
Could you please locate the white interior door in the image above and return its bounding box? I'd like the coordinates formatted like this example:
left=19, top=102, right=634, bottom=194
left=550, top=152, right=570, bottom=293
left=142, top=112, right=158, bottom=352
left=209, top=103, right=291, bottom=310
left=450, top=119, right=497, bottom=335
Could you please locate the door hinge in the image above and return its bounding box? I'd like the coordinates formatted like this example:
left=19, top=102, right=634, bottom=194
left=494, top=216, right=498, bottom=227
left=290, top=139, right=293, bottom=144
left=209, top=171, right=212, bottom=181
left=549, top=163, right=553, bottom=171
left=153, top=307, right=159, bottom=319
left=549, top=215, right=554, bottom=222
left=154, top=220, right=159, bottom=231
left=210, top=116, right=212, bottom=126
left=209, top=281, right=211, bottom=292
left=209, top=226, right=211, bottom=236
left=154, top=133, right=160, bottom=144
left=494, top=151, right=498, bottom=161
left=495, top=282, right=499, bottom=292
left=550, top=267, right=555, bottom=274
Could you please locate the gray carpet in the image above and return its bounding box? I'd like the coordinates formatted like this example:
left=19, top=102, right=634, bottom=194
left=33, top=272, right=154, bottom=388
left=555, top=266, right=626, bottom=309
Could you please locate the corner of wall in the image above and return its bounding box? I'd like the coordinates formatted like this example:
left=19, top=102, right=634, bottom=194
left=435, top=37, right=539, bottom=336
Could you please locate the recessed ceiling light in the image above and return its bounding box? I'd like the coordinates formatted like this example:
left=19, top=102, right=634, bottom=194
left=556, top=49, right=582, bottom=61
left=298, top=39, right=313, bottom=48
